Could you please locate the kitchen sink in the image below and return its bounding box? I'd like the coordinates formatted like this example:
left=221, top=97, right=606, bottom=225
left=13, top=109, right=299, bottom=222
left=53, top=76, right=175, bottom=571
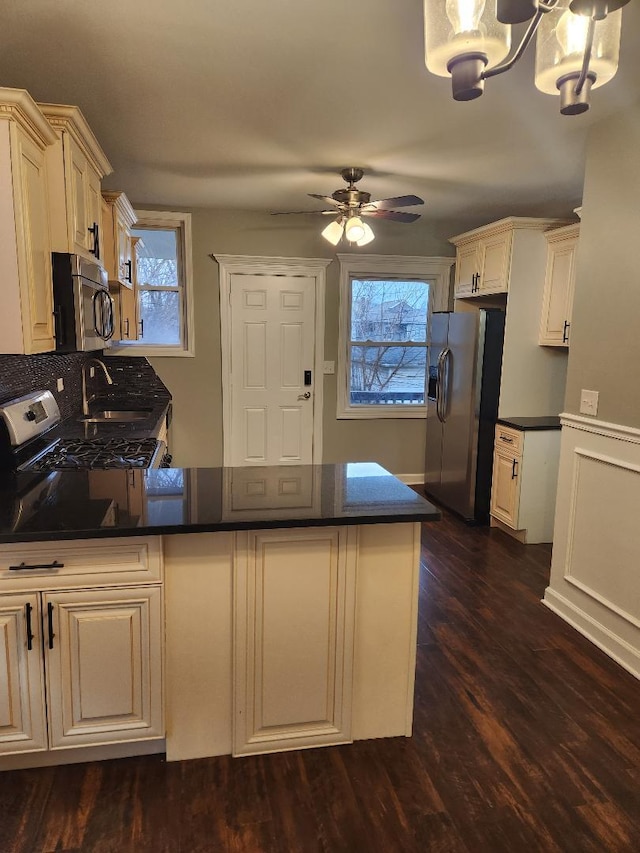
left=79, top=409, right=152, bottom=423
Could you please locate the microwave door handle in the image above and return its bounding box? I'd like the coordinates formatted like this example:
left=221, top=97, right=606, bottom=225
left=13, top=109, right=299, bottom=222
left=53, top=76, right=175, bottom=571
left=103, top=291, right=115, bottom=341
left=92, top=291, right=102, bottom=338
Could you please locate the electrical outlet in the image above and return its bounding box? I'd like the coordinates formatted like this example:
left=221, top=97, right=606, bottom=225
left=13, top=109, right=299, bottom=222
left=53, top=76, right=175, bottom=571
left=323, top=361, right=335, bottom=375
left=56, top=378, right=64, bottom=392
left=580, top=389, right=599, bottom=416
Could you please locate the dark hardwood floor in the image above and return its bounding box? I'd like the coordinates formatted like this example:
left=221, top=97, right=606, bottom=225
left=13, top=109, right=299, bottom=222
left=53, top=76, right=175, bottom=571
left=2, top=510, right=640, bottom=852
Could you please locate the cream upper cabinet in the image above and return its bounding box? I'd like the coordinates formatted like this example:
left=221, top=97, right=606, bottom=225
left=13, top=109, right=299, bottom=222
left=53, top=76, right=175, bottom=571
left=0, top=89, right=58, bottom=355
left=102, top=191, right=137, bottom=287
left=39, top=103, right=112, bottom=263
left=539, top=223, right=579, bottom=347
left=451, top=218, right=560, bottom=299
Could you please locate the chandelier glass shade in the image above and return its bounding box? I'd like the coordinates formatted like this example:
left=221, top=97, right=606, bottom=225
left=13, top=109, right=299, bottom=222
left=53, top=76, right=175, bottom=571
left=423, top=0, right=627, bottom=113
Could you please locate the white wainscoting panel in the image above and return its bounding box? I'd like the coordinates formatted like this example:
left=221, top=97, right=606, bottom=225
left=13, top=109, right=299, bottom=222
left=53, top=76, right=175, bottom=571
left=543, top=415, right=640, bottom=679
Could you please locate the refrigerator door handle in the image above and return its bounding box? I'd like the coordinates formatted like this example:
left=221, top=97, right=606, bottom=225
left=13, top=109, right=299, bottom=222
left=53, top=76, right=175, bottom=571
left=439, top=347, right=452, bottom=423
left=436, top=349, right=447, bottom=423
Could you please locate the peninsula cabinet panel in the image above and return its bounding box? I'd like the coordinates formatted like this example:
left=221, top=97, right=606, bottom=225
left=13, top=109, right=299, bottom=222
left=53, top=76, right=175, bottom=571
left=233, top=526, right=357, bottom=756
left=0, top=593, right=47, bottom=755
left=44, top=586, right=163, bottom=749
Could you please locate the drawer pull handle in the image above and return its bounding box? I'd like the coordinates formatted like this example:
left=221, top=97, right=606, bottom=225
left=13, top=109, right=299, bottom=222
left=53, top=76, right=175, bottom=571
left=500, top=436, right=514, bottom=443
left=47, top=602, right=55, bottom=650
left=9, top=560, right=64, bottom=571
left=25, top=602, right=34, bottom=651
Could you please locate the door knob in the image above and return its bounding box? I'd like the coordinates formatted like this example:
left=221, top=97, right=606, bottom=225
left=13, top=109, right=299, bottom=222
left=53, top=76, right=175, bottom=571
left=298, top=391, right=311, bottom=400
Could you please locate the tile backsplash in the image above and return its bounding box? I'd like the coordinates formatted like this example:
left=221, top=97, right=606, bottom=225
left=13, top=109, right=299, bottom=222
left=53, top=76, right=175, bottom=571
left=0, top=352, right=170, bottom=422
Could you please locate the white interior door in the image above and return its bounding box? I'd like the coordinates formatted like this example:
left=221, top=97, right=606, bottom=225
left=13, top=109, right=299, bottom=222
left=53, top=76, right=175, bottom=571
left=227, top=273, right=317, bottom=467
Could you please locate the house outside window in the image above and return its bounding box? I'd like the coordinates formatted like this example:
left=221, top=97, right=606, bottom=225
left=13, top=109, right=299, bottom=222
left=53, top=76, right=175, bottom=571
left=112, top=210, right=195, bottom=357
left=337, top=254, right=454, bottom=419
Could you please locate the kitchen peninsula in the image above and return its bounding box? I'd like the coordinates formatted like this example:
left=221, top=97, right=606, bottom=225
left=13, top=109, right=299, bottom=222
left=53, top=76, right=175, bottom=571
left=0, top=463, right=438, bottom=769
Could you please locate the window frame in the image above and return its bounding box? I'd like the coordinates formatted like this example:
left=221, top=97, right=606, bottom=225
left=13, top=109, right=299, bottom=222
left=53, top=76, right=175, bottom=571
left=336, top=254, right=453, bottom=419
left=109, top=209, right=195, bottom=357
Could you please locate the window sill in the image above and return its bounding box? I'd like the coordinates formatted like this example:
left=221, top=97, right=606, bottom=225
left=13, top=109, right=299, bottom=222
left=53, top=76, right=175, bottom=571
left=337, top=407, right=427, bottom=420
left=108, top=344, right=195, bottom=358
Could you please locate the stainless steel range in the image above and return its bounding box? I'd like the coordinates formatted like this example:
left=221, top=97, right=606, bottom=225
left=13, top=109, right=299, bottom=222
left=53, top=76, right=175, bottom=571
left=0, top=391, right=165, bottom=472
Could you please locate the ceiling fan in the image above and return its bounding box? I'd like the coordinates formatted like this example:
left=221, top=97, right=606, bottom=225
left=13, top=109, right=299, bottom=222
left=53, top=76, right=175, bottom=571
left=272, top=167, right=424, bottom=246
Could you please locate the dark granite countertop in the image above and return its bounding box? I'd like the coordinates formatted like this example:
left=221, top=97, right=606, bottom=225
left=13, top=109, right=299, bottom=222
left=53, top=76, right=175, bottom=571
left=0, top=463, right=440, bottom=544
left=497, top=416, right=561, bottom=431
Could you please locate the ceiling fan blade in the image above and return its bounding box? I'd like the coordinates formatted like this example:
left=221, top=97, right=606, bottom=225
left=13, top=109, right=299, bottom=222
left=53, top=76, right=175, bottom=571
left=308, top=194, right=342, bottom=207
left=362, top=210, right=422, bottom=223
left=365, top=195, right=424, bottom=210
left=271, top=209, right=337, bottom=216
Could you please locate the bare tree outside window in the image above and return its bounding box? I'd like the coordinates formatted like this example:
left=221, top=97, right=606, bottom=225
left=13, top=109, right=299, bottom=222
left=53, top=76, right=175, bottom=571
left=131, top=227, right=182, bottom=346
left=348, top=279, right=429, bottom=406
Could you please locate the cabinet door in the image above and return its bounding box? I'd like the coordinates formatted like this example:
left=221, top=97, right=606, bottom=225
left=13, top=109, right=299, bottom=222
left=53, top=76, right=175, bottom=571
left=9, top=125, right=55, bottom=354
left=0, top=593, right=47, bottom=755
left=44, top=586, right=163, bottom=749
left=490, top=448, right=521, bottom=529
left=539, top=235, right=577, bottom=346
left=479, top=232, right=512, bottom=294
left=234, top=526, right=356, bottom=755
left=86, top=166, right=103, bottom=263
left=68, top=137, right=90, bottom=255
left=454, top=243, right=479, bottom=297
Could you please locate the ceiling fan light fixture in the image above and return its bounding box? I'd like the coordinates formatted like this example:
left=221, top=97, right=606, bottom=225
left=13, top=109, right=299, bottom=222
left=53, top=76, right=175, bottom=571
left=345, top=216, right=366, bottom=243
left=356, top=222, right=375, bottom=247
left=321, top=218, right=345, bottom=246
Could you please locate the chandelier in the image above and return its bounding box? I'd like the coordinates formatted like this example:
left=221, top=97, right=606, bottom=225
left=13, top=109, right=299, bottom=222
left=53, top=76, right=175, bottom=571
left=423, top=0, right=628, bottom=114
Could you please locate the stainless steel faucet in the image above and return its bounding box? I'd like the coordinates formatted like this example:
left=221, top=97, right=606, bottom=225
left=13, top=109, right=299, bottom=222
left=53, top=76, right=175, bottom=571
left=81, top=358, right=114, bottom=416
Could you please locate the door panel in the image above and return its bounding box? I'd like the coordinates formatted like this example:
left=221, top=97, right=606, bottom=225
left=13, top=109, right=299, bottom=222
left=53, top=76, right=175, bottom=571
left=234, top=527, right=356, bottom=754
left=0, top=593, right=47, bottom=755
left=439, top=313, right=479, bottom=519
left=45, top=586, right=163, bottom=749
left=229, top=274, right=316, bottom=466
left=424, top=313, right=449, bottom=494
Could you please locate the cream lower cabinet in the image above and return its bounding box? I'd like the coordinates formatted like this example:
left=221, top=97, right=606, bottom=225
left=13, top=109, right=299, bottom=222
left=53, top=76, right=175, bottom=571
left=233, top=526, right=357, bottom=756
left=490, top=425, right=561, bottom=544
left=0, top=537, right=163, bottom=760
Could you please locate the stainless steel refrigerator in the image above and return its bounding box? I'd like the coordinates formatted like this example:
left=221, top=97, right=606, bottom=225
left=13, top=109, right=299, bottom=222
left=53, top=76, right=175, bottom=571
left=424, top=309, right=505, bottom=523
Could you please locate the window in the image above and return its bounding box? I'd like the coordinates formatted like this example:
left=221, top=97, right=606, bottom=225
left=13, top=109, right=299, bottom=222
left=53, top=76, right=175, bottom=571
left=113, top=210, right=194, bottom=356
left=337, top=254, right=453, bottom=419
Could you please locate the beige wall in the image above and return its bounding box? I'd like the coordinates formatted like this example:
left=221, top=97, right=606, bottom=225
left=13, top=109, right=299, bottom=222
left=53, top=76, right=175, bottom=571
left=564, top=104, right=640, bottom=428
left=148, top=208, right=456, bottom=475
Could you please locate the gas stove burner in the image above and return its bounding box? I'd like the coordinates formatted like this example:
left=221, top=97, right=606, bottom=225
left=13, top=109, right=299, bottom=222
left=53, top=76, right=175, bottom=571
left=30, top=437, right=159, bottom=471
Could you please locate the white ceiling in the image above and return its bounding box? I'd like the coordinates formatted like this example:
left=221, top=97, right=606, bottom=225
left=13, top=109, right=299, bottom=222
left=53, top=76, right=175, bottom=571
left=0, top=1, right=638, bottom=228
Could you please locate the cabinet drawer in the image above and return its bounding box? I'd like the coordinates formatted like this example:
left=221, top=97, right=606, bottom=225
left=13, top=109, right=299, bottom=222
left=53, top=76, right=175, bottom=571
left=0, top=536, right=162, bottom=592
left=495, top=425, right=522, bottom=455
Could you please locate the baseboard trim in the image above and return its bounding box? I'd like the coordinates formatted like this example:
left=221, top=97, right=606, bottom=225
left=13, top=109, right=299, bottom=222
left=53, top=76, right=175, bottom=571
left=543, top=588, right=640, bottom=681
left=396, top=473, right=424, bottom=486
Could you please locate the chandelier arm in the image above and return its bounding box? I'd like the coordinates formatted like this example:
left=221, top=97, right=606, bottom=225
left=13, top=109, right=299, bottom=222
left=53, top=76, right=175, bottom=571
left=482, top=0, right=560, bottom=80
left=574, top=16, right=597, bottom=95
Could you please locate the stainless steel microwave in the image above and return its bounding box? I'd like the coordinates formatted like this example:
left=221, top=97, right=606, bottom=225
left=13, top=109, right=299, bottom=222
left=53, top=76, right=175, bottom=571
left=52, top=253, right=115, bottom=352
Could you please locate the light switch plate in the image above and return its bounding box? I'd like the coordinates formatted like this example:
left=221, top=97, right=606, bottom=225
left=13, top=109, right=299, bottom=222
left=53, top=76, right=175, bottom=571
left=580, top=389, right=599, bottom=416
left=323, top=361, right=335, bottom=375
